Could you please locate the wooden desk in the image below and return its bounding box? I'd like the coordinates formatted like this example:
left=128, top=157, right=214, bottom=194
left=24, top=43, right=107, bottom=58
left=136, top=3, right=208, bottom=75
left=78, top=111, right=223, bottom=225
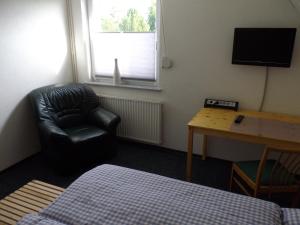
left=186, top=108, right=300, bottom=181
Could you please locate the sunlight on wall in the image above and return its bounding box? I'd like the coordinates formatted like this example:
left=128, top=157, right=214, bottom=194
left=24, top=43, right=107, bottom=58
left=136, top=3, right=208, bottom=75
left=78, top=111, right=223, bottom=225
left=23, top=12, right=68, bottom=75
left=0, top=0, right=73, bottom=172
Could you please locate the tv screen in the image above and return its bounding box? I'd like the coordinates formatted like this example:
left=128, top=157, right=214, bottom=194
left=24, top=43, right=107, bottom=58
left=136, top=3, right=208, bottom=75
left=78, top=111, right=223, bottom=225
left=232, top=28, right=296, bottom=67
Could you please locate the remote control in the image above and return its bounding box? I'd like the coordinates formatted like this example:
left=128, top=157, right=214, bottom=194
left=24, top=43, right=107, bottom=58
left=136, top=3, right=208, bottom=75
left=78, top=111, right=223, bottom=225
left=234, top=115, right=245, bottom=124
left=204, top=98, right=239, bottom=111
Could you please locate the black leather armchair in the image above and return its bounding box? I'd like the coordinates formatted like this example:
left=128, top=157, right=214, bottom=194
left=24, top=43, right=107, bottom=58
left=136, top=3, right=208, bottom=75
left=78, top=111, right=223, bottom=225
left=29, top=83, right=121, bottom=170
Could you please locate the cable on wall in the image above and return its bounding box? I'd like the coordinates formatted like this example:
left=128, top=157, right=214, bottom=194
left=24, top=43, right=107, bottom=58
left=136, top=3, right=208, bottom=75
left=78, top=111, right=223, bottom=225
left=66, top=0, right=79, bottom=83
left=289, top=0, right=297, bottom=9
left=259, top=67, right=269, bottom=112
left=160, top=0, right=173, bottom=69
left=288, top=0, right=297, bottom=10
left=160, top=0, right=168, bottom=56
left=288, top=0, right=300, bottom=16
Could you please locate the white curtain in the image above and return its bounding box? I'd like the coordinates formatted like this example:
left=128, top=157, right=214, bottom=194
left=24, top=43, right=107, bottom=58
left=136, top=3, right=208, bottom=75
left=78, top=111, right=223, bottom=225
left=91, top=33, right=156, bottom=80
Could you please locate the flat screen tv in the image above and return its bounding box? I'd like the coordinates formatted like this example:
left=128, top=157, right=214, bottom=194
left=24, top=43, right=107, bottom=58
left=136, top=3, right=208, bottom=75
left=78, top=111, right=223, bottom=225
left=232, top=28, right=296, bottom=67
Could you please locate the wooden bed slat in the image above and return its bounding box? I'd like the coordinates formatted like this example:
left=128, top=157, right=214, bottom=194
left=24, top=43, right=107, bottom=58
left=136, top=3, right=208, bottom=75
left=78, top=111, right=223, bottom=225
left=14, top=191, right=52, bottom=205
left=0, top=208, right=21, bottom=221
left=0, top=180, right=64, bottom=225
left=10, top=193, right=48, bottom=209
left=27, top=183, right=63, bottom=196
left=0, top=220, right=10, bottom=225
left=19, top=188, right=56, bottom=202
left=32, top=180, right=65, bottom=192
left=0, top=214, right=15, bottom=225
left=0, top=203, right=26, bottom=217
left=4, top=197, right=40, bottom=212
left=22, top=185, right=60, bottom=198
left=0, top=200, right=34, bottom=214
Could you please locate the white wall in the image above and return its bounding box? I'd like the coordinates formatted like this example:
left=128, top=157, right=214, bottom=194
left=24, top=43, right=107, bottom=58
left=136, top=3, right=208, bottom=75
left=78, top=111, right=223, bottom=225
left=0, top=0, right=73, bottom=171
left=75, top=0, right=300, bottom=161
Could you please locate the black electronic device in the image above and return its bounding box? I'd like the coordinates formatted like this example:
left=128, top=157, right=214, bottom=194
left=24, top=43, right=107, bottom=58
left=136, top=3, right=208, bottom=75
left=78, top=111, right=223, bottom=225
left=232, top=28, right=296, bottom=67
left=234, top=115, right=245, bottom=124
left=204, top=99, right=239, bottom=111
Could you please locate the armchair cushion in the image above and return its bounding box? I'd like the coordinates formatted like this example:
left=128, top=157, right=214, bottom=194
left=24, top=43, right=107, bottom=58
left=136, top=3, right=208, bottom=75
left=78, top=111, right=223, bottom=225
left=64, top=124, right=108, bottom=144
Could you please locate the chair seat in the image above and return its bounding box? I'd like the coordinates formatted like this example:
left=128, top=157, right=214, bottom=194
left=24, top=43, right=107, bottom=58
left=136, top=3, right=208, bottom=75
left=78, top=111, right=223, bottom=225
left=65, top=124, right=108, bottom=144
left=236, top=160, right=297, bottom=186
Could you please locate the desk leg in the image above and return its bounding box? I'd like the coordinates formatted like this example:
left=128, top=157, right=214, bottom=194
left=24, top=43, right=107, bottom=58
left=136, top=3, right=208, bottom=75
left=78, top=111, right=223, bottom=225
left=202, top=135, right=207, bottom=160
left=186, top=126, right=193, bottom=181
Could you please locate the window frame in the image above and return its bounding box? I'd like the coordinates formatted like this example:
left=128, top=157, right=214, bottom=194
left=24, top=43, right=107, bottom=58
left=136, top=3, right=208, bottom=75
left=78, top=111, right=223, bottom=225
left=86, top=0, right=161, bottom=89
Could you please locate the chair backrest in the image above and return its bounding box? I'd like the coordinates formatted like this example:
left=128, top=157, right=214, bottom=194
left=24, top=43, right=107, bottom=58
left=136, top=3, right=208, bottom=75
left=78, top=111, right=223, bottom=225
left=270, top=150, right=300, bottom=186
left=256, top=148, right=300, bottom=188
left=29, top=83, right=99, bottom=128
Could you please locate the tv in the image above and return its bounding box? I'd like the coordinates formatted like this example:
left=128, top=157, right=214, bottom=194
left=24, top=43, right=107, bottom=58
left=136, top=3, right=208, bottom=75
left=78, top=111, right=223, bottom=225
left=232, top=28, right=296, bottom=67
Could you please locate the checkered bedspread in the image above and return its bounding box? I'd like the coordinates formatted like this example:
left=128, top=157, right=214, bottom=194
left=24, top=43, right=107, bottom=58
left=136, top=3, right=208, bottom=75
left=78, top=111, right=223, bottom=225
left=18, top=164, right=283, bottom=225
left=282, top=208, right=300, bottom=225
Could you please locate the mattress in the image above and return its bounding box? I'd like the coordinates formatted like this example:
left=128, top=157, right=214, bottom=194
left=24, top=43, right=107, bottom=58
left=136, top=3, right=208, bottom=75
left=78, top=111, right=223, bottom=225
left=17, top=164, right=283, bottom=225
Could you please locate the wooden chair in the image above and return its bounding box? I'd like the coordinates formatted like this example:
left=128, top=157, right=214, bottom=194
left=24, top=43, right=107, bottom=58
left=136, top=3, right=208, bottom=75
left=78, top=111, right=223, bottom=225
left=230, top=147, right=300, bottom=205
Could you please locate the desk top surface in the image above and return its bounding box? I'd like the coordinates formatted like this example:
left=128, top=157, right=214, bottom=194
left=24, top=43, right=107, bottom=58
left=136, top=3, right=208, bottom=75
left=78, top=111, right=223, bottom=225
left=188, top=108, right=300, bottom=147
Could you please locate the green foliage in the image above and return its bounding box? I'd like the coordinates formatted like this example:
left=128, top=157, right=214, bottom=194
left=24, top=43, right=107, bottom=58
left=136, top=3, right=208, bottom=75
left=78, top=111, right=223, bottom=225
left=101, top=18, right=120, bottom=32
left=147, top=1, right=156, bottom=32
left=119, top=8, right=149, bottom=32
left=99, top=2, right=157, bottom=33
left=100, top=7, right=121, bottom=32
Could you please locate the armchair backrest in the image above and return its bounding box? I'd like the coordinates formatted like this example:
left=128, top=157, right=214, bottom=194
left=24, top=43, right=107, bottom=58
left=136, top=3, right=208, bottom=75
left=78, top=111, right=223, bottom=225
left=30, top=83, right=99, bottom=128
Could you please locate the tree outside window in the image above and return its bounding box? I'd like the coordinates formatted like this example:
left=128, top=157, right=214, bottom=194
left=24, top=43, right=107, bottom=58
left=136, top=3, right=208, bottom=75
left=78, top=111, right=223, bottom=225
left=99, top=0, right=156, bottom=32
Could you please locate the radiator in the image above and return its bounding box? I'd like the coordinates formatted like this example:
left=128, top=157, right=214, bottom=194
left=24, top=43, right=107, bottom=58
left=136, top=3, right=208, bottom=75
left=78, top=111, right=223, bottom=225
left=99, top=95, right=163, bottom=144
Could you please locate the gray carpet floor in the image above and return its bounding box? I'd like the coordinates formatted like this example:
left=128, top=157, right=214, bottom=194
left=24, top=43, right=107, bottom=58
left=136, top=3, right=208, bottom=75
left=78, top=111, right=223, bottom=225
left=0, top=140, right=231, bottom=199
left=0, top=140, right=293, bottom=207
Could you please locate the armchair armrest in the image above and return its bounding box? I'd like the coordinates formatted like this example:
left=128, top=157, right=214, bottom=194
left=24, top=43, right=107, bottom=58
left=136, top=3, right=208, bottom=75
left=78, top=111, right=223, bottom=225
left=38, top=120, right=70, bottom=145
left=88, top=106, right=121, bottom=133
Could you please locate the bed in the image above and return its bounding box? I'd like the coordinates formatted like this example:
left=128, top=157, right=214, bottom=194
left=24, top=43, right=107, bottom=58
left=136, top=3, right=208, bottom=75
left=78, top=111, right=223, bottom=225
left=17, top=164, right=300, bottom=225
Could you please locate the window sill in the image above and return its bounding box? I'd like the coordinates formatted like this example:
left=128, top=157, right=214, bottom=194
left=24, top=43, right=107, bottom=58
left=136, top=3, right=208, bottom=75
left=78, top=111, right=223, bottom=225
left=85, top=81, right=162, bottom=91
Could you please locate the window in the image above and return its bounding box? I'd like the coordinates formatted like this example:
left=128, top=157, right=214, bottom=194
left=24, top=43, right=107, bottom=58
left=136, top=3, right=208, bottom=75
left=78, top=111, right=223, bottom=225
left=86, top=0, right=159, bottom=86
